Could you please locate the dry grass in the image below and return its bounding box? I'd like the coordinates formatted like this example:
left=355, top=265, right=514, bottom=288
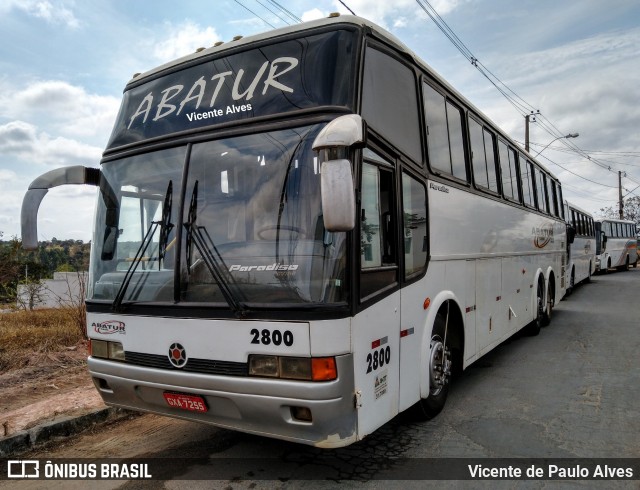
left=0, top=308, right=86, bottom=372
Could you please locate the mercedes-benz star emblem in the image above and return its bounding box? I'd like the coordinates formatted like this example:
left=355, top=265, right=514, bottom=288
left=168, top=342, right=187, bottom=368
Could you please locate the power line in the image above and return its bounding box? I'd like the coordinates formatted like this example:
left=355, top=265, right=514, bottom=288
left=266, top=0, right=301, bottom=23
left=411, top=0, right=640, bottom=185
left=254, top=0, right=291, bottom=25
left=338, top=1, right=356, bottom=15
left=537, top=154, right=618, bottom=189
left=232, top=0, right=277, bottom=28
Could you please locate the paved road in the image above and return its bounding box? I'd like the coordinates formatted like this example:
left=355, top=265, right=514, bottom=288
left=6, top=268, right=640, bottom=488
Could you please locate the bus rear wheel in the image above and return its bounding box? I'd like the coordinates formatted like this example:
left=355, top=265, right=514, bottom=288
left=412, top=312, right=452, bottom=420
left=617, top=256, right=630, bottom=272
left=525, top=279, right=544, bottom=336
left=542, top=282, right=553, bottom=327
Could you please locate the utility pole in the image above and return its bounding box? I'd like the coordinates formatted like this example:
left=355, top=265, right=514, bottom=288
left=619, top=171, right=624, bottom=219
left=524, top=111, right=539, bottom=153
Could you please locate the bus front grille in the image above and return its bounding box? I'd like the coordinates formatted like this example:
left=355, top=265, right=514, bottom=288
left=124, top=351, right=249, bottom=376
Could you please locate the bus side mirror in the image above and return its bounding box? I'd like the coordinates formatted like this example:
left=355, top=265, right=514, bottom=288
left=320, top=159, right=356, bottom=231
left=567, top=225, right=576, bottom=244
left=21, top=166, right=100, bottom=250
left=312, top=114, right=364, bottom=232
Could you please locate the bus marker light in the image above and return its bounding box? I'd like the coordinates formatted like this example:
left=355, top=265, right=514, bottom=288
left=311, top=357, right=337, bottom=381
left=423, top=297, right=431, bottom=310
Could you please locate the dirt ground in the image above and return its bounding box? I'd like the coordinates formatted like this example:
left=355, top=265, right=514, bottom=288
left=0, top=342, right=104, bottom=438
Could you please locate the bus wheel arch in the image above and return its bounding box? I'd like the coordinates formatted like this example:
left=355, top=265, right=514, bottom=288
left=413, top=298, right=464, bottom=420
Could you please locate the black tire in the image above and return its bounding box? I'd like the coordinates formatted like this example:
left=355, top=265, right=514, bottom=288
left=585, top=263, right=592, bottom=283
left=566, top=268, right=575, bottom=296
left=412, top=311, right=452, bottom=420
left=542, top=282, right=553, bottom=327
left=525, top=278, right=544, bottom=336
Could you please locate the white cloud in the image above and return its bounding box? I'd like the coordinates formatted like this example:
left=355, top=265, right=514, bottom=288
left=301, top=8, right=325, bottom=22
left=329, top=0, right=462, bottom=28
left=0, top=80, right=120, bottom=143
left=1, top=0, right=80, bottom=29
left=0, top=120, right=103, bottom=166
left=151, top=21, right=222, bottom=63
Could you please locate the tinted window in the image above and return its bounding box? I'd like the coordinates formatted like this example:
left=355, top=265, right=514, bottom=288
left=469, top=118, right=488, bottom=187
left=402, top=173, right=428, bottom=277
left=109, top=30, right=356, bottom=149
left=498, top=140, right=514, bottom=199
left=556, top=185, right=564, bottom=219
left=447, top=101, right=467, bottom=180
left=519, top=155, right=534, bottom=207
left=509, top=147, right=521, bottom=202
left=484, top=129, right=498, bottom=192
left=362, top=48, right=421, bottom=162
left=469, top=119, right=498, bottom=193
left=534, top=168, right=548, bottom=213
left=546, top=177, right=558, bottom=216
left=423, top=83, right=467, bottom=181
left=360, top=151, right=398, bottom=299
left=423, top=84, right=450, bottom=174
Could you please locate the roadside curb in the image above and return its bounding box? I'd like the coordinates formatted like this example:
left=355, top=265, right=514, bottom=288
left=0, top=407, right=135, bottom=457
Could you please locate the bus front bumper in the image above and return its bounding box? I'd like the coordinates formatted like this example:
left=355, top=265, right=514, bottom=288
left=88, top=354, right=357, bottom=448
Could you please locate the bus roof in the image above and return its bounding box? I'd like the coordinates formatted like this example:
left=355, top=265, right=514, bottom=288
left=565, top=200, right=594, bottom=217
left=123, top=13, right=559, bottom=181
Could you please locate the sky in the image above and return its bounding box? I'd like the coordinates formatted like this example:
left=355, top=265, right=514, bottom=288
left=0, top=0, right=639, bottom=242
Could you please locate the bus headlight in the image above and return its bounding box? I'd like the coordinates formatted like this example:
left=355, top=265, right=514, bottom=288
left=90, top=339, right=125, bottom=361
left=248, top=355, right=279, bottom=377
left=249, top=355, right=337, bottom=381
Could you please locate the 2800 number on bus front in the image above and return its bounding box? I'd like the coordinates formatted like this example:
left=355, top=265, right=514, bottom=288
left=250, top=328, right=294, bottom=347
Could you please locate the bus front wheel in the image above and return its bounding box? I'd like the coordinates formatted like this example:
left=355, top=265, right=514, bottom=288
left=413, top=312, right=452, bottom=420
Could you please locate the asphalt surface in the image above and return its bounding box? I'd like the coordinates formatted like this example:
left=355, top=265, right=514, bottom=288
left=1, top=267, right=639, bottom=488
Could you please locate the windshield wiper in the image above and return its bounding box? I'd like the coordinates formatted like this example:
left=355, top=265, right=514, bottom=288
left=184, top=180, right=247, bottom=316
left=112, top=181, right=173, bottom=311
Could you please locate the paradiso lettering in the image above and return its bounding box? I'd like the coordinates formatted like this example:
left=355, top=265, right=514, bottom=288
left=127, top=57, right=299, bottom=129
left=229, top=263, right=299, bottom=272
left=532, top=223, right=554, bottom=249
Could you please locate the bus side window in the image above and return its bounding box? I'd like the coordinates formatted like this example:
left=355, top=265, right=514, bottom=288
left=423, top=82, right=468, bottom=182
left=498, top=140, right=514, bottom=199
left=402, top=172, right=427, bottom=277
left=360, top=151, right=398, bottom=300
left=518, top=154, right=534, bottom=207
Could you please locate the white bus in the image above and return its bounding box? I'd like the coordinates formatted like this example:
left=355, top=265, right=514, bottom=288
left=21, top=15, right=566, bottom=448
left=564, top=201, right=595, bottom=294
left=595, top=218, right=638, bottom=272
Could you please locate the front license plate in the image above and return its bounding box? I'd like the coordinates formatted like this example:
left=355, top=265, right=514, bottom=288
left=163, top=392, right=208, bottom=413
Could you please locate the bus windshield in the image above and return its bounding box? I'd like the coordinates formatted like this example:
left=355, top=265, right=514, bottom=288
left=89, top=124, right=348, bottom=307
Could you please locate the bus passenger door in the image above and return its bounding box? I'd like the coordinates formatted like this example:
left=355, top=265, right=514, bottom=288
left=352, top=149, right=401, bottom=440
